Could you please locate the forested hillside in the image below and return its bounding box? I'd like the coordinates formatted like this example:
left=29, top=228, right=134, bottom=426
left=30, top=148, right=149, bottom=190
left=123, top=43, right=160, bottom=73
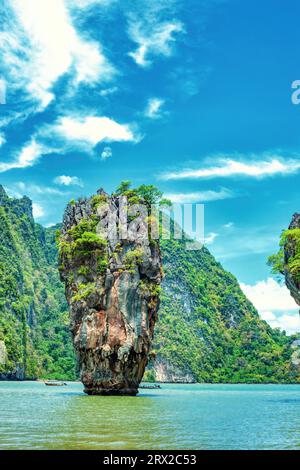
left=0, top=186, right=75, bottom=380
left=152, top=238, right=299, bottom=383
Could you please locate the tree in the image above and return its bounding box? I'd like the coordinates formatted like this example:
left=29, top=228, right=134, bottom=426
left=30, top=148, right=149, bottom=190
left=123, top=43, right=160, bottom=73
left=136, top=184, right=163, bottom=205
left=116, top=180, right=132, bottom=195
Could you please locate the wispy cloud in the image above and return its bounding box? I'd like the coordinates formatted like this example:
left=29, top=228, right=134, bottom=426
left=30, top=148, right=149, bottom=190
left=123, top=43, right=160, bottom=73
left=240, top=278, right=300, bottom=334
left=54, top=175, right=83, bottom=187
left=126, top=0, right=184, bottom=67
left=0, top=114, right=138, bottom=173
left=0, top=140, right=44, bottom=173
left=99, top=86, right=118, bottom=97
left=128, top=21, right=183, bottom=67
left=160, top=157, right=300, bottom=181
left=165, top=188, right=235, bottom=204
left=101, top=146, right=112, bottom=160
left=0, top=0, right=114, bottom=110
left=204, top=232, right=218, bottom=245
left=144, top=98, right=166, bottom=119
left=0, top=78, right=6, bottom=104
left=223, top=222, right=234, bottom=229
left=68, top=0, right=116, bottom=8
left=6, top=181, right=67, bottom=197
left=4, top=182, right=66, bottom=223
left=0, top=133, right=6, bottom=147
left=211, top=224, right=280, bottom=261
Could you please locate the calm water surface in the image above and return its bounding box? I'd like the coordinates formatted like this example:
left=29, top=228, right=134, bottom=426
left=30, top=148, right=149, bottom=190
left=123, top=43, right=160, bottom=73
left=0, top=382, right=300, bottom=449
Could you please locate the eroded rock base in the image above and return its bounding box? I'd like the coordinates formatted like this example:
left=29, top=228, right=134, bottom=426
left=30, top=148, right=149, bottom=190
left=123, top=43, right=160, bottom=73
left=84, top=387, right=138, bottom=396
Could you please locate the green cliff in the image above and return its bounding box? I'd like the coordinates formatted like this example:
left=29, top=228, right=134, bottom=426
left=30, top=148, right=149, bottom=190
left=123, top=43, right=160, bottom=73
left=268, top=213, right=300, bottom=309
left=0, top=186, right=75, bottom=380
left=152, top=237, right=299, bottom=383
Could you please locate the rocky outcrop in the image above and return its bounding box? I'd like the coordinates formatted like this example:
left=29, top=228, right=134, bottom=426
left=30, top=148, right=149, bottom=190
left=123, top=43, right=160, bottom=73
left=0, top=340, right=25, bottom=379
left=153, top=357, right=196, bottom=383
left=0, top=341, right=7, bottom=366
left=284, top=213, right=300, bottom=308
left=59, top=189, right=162, bottom=395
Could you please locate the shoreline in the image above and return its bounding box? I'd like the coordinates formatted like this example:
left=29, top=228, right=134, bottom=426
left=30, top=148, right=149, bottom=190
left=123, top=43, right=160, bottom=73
left=1, top=379, right=300, bottom=385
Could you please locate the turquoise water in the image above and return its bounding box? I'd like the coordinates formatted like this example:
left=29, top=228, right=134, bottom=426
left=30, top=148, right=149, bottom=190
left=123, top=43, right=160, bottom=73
left=0, top=382, right=300, bottom=449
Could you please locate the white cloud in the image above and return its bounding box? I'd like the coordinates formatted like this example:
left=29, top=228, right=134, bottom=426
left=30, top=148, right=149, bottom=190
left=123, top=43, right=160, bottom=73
left=0, top=140, right=44, bottom=173
left=223, top=222, right=234, bottom=229
left=0, top=109, right=34, bottom=132
left=99, top=86, right=118, bottom=97
left=240, top=278, right=298, bottom=312
left=0, top=78, right=6, bottom=104
left=240, top=278, right=300, bottom=334
left=6, top=181, right=67, bottom=198
left=101, top=146, right=112, bottom=160
left=160, top=157, right=300, bottom=181
left=32, top=202, right=45, bottom=219
left=54, top=175, right=83, bottom=187
left=1, top=0, right=114, bottom=110
left=144, top=98, right=165, bottom=119
left=261, top=312, right=300, bottom=336
left=204, top=232, right=218, bottom=245
left=68, top=0, right=114, bottom=7
left=165, top=188, right=235, bottom=204
left=127, top=1, right=184, bottom=68
left=0, top=133, right=6, bottom=147
left=45, top=222, right=57, bottom=228
left=129, top=21, right=183, bottom=67
left=55, top=116, right=137, bottom=146
left=0, top=115, right=137, bottom=173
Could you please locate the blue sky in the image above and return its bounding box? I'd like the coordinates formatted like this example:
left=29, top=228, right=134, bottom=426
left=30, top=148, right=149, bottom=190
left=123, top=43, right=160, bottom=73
left=1, top=0, right=300, bottom=331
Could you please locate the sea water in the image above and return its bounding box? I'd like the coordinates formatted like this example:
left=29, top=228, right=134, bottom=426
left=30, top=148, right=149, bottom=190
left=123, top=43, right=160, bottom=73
left=0, top=381, right=300, bottom=450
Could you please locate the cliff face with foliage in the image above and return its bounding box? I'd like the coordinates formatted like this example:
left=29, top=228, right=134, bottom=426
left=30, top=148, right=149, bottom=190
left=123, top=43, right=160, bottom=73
left=1, top=186, right=299, bottom=383
left=283, top=214, right=300, bottom=308
left=268, top=212, right=300, bottom=310
left=150, top=237, right=299, bottom=383
left=58, top=188, right=162, bottom=395
left=0, top=186, right=75, bottom=380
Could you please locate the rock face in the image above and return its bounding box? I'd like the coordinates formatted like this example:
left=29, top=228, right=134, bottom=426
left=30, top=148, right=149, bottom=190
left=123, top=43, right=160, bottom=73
left=0, top=341, right=7, bottom=366
left=59, top=189, right=162, bottom=395
left=284, top=213, right=300, bottom=308
left=153, top=357, right=196, bottom=383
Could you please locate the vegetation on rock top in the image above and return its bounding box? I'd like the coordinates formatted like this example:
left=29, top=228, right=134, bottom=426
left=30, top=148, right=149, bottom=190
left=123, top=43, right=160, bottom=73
left=268, top=228, right=300, bottom=283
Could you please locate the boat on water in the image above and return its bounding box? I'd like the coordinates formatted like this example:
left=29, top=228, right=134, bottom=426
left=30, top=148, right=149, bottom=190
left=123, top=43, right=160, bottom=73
left=44, top=381, right=67, bottom=386
left=139, top=384, right=161, bottom=390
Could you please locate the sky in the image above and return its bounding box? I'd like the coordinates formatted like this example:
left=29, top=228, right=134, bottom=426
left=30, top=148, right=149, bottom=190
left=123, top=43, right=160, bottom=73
left=0, top=0, right=300, bottom=332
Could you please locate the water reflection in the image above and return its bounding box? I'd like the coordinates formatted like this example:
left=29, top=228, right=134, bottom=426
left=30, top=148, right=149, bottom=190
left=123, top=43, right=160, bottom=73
left=49, top=392, right=181, bottom=449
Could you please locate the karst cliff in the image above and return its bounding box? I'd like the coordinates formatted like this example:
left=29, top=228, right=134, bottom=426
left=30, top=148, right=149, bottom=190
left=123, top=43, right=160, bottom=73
left=284, top=213, right=300, bottom=308
left=58, top=188, right=162, bottom=395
